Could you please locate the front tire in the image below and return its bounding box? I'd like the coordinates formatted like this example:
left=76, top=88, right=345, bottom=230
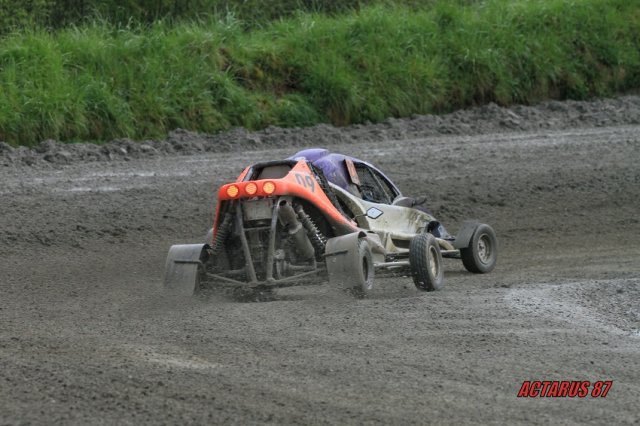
left=409, top=233, right=444, bottom=291
left=460, top=223, right=497, bottom=273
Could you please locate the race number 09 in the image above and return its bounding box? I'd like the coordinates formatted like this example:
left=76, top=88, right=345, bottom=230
left=295, top=173, right=315, bottom=193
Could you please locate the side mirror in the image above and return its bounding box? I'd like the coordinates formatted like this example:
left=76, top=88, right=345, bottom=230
left=366, top=207, right=383, bottom=219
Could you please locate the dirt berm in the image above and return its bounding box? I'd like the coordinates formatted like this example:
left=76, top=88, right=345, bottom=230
left=1, top=96, right=639, bottom=424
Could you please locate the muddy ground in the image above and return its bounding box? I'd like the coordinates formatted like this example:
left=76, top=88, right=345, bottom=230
left=1, top=98, right=639, bottom=425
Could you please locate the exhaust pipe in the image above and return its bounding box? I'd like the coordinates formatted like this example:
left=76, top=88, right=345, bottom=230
left=278, top=200, right=315, bottom=260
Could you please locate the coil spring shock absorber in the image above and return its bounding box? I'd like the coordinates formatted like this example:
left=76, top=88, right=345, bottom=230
left=295, top=205, right=327, bottom=260
left=211, top=211, right=233, bottom=255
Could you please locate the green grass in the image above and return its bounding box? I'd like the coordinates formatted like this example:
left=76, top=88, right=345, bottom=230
left=1, top=0, right=639, bottom=146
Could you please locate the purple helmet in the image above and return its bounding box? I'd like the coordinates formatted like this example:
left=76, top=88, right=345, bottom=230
left=289, top=148, right=355, bottom=191
left=288, top=148, right=400, bottom=196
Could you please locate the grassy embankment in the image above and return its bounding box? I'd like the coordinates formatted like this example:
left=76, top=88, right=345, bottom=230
left=0, top=0, right=639, bottom=146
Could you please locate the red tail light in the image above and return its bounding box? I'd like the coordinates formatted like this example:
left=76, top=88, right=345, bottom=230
left=263, top=181, right=276, bottom=194
left=226, top=185, right=239, bottom=198
left=245, top=182, right=258, bottom=195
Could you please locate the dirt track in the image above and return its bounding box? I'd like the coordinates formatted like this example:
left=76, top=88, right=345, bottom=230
left=1, top=99, right=639, bottom=424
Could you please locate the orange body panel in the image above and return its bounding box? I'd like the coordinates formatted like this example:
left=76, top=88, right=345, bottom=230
left=235, top=166, right=251, bottom=182
left=211, top=161, right=358, bottom=238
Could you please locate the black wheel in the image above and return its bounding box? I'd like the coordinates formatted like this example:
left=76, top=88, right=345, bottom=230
left=164, top=244, right=209, bottom=296
left=409, top=233, right=444, bottom=291
left=460, top=223, right=497, bottom=273
left=351, top=239, right=375, bottom=298
left=325, top=233, right=375, bottom=298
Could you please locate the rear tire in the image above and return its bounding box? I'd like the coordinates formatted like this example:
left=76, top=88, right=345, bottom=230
left=460, top=223, right=497, bottom=273
left=351, top=239, right=375, bottom=298
left=204, top=228, right=213, bottom=244
left=409, top=233, right=444, bottom=291
left=163, top=244, right=209, bottom=296
left=325, top=233, right=375, bottom=298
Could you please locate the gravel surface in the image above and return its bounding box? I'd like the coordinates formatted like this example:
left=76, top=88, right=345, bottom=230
left=1, top=97, right=639, bottom=425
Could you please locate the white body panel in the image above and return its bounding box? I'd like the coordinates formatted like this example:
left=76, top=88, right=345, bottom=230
left=331, top=184, right=435, bottom=253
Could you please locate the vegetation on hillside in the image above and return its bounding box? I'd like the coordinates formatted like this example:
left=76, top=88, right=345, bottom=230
left=0, top=0, right=638, bottom=146
left=1, top=0, right=446, bottom=31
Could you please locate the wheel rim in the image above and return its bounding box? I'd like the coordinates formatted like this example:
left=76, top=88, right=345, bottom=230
left=428, top=246, right=439, bottom=277
left=477, top=234, right=492, bottom=264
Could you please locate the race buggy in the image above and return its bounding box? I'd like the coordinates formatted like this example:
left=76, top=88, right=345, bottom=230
left=164, top=148, right=498, bottom=297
